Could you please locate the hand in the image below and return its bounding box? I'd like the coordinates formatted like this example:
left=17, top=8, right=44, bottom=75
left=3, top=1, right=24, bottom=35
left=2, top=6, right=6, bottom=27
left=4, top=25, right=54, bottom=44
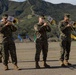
left=66, top=24, right=71, bottom=27
left=44, top=22, right=48, bottom=26
left=5, top=21, right=12, bottom=26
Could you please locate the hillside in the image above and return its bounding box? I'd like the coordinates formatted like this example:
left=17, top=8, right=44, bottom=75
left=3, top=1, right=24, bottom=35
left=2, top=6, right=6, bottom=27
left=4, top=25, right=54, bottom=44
left=0, top=0, right=76, bottom=38
left=0, top=0, right=75, bottom=20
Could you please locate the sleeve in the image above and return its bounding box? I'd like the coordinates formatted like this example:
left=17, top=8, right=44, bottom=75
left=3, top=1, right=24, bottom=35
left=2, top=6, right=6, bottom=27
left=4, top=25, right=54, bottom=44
left=0, top=27, right=2, bottom=32
left=59, top=21, right=67, bottom=31
left=34, top=24, right=39, bottom=32
left=34, top=24, right=44, bottom=32
left=45, top=25, right=51, bottom=32
left=0, top=26, right=6, bottom=33
left=34, top=24, right=51, bottom=32
left=11, top=25, right=17, bottom=32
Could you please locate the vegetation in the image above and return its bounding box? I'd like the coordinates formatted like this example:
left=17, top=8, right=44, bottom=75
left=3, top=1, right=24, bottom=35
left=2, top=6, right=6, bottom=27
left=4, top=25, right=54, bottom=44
left=0, top=0, right=76, bottom=39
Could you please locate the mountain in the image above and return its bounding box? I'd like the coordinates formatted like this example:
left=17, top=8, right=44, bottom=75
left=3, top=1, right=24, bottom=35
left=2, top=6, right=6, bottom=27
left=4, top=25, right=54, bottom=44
left=0, top=0, right=76, bottom=21
left=0, top=0, right=76, bottom=38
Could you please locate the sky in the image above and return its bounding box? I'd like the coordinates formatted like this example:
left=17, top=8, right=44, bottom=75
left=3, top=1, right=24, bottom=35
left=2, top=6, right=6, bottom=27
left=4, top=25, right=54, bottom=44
left=10, top=0, right=76, bottom=5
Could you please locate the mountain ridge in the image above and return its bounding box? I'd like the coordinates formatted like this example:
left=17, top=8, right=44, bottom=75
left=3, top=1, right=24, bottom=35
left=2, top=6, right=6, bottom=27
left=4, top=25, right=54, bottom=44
left=0, top=0, right=76, bottom=21
left=0, top=0, right=76, bottom=37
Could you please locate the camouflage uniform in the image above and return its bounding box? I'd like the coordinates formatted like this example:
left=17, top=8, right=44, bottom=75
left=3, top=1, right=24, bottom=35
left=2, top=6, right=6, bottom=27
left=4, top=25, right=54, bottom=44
left=0, top=24, right=4, bottom=62
left=0, top=33, right=3, bottom=62
left=34, top=23, right=51, bottom=62
left=1, top=24, right=17, bottom=66
left=59, top=20, right=72, bottom=62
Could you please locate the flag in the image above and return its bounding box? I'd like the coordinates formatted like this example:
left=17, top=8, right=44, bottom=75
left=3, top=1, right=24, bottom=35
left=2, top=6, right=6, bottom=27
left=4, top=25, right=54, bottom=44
left=47, top=16, right=53, bottom=23
left=7, top=16, right=14, bottom=22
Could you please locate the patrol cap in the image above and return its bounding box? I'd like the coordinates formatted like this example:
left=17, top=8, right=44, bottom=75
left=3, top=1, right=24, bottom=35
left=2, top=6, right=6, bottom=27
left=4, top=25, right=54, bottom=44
left=64, top=13, right=70, bottom=18
left=0, top=14, right=8, bottom=22
left=2, top=14, right=8, bottom=19
left=39, top=14, right=45, bottom=19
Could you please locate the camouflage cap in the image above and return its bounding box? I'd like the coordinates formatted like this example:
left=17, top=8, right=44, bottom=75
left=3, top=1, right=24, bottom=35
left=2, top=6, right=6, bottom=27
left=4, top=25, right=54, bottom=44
left=39, top=14, right=45, bottom=19
left=2, top=14, right=8, bottom=18
left=64, top=13, right=70, bottom=18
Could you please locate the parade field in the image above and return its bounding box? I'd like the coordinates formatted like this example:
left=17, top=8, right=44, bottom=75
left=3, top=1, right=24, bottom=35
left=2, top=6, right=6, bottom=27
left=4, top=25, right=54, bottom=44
left=0, top=41, right=76, bottom=75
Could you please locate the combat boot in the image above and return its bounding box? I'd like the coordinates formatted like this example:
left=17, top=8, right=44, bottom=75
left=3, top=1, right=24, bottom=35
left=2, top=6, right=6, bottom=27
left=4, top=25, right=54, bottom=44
left=0, top=59, right=2, bottom=63
left=0, top=57, right=2, bottom=63
left=4, top=65, right=9, bottom=71
left=35, top=61, right=40, bottom=69
left=43, top=61, right=50, bottom=68
left=64, top=60, right=72, bottom=66
left=60, top=61, right=66, bottom=67
left=13, top=64, right=19, bottom=70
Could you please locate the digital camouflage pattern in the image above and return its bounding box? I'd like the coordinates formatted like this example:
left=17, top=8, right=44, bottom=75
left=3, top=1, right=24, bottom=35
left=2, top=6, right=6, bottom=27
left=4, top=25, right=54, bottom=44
left=34, top=23, right=51, bottom=61
left=1, top=24, right=17, bottom=66
left=59, top=20, right=72, bottom=61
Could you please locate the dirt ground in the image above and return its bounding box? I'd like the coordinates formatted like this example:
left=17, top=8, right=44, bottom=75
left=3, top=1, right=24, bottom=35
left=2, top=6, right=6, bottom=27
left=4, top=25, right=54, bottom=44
left=0, top=41, right=76, bottom=75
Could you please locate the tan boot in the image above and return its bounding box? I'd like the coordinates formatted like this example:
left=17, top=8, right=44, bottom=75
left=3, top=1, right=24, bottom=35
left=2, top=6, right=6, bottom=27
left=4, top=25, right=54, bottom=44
left=64, top=60, right=72, bottom=66
left=60, top=61, right=66, bottom=67
left=13, top=65, right=19, bottom=70
left=4, top=65, right=8, bottom=71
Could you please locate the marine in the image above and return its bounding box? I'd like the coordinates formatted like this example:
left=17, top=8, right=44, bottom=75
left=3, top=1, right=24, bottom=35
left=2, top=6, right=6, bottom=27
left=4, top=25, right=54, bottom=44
left=0, top=15, right=19, bottom=70
left=59, top=14, right=73, bottom=67
left=34, top=15, right=51, bottom=68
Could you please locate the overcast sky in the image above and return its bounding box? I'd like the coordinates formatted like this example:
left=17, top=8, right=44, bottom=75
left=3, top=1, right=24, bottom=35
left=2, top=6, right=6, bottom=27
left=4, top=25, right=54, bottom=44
left=10, top=0, right=76, bottom=5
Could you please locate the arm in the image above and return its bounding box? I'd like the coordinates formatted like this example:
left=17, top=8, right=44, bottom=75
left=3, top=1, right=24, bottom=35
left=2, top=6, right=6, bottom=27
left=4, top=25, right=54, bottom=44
left=0, top=25, right=6, bottom=33
left=45, top=25, right=51, bottom=32
left=0, top=23, right=4, bottom=31
left=34, top=24, right=44, bottom=32
left=34, top=24, right=39, bottom=32
left=41, top=22, right=51, bottom=32
left=59, top=21, right=70, bottom=31
left=11, top=25, right=17, bottom=32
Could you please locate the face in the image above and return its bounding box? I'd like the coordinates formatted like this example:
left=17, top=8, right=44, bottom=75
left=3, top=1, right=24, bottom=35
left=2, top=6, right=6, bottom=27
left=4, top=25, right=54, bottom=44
left=39, top=17, right=45, bottom=24
left=64, top=16, right=70, bottom=22
left=1, top=17, right=7, bottom=24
